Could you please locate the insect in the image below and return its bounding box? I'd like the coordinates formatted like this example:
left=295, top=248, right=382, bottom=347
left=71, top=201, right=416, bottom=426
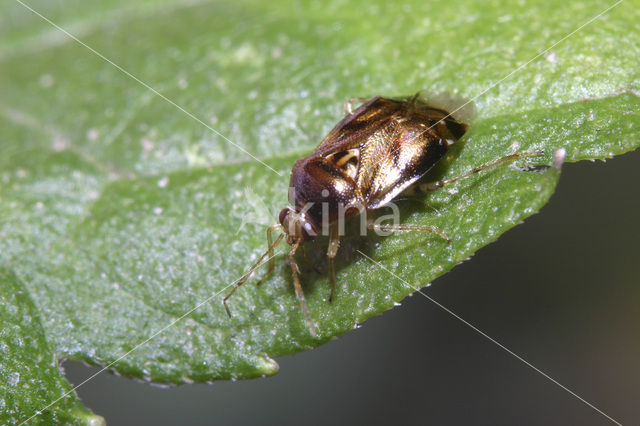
left=224, top=93, right=541, bottom=336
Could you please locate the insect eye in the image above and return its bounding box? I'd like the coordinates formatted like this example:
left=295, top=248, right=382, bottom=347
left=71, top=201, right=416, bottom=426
left=279, top=208, right=291, bottom=225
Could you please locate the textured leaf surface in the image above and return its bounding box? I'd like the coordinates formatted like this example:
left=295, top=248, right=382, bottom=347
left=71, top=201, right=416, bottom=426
left=1, top=0, right=639, bottom=422
left=0, top=270, right=103, bottom=425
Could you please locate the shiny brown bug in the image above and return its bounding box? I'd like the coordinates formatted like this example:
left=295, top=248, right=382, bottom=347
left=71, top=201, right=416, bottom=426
left=224, top=93, right=541, bottom=336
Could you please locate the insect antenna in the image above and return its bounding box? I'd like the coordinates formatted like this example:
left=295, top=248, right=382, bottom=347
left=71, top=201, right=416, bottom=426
left=223, top=229, right=285, bottom=317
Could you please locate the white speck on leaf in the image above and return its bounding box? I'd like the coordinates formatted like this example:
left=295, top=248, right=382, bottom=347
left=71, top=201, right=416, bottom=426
left=8, top=372, right=19, bottom=386
left=157, top=176, right=169, bottom=188
left=141, top=138, right=154, bottom=151
left=52, top=136, right=70, bottom=152
left=87, top=128, right=99, bottom=141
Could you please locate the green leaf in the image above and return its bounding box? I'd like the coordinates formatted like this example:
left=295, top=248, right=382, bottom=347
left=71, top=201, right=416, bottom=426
left=1, top=0, right=639, bottom=421
left=0, top=269, right=104, bottom=425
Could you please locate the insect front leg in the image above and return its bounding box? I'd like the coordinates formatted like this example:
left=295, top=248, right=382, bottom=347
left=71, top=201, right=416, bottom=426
left=223, top=227, right=284, bottom=317
left=326, top=224, right=341, bottom=303
left=258, top=223, right=284, bottom=286
left=417, top=151, right=543, bottom=194
left=289, top=241, right=317, bottom=337
left=300, top=245, right=321, bottom=274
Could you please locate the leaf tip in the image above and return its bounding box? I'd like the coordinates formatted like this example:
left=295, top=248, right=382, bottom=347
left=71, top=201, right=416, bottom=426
left=553, top=148, right=566, bottom=170
left=76, top=411, right=106, bottom=426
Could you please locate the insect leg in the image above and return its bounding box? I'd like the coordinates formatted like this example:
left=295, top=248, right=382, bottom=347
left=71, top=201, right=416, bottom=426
left=326, top=225, right=341, bottom=304
left=258, top=223, right=284, bottom=286
left=368, top=222, right=451, bottom=242
left=366, top=209, right=450, bottom=241
left=418, top=150, right=544, bottom=193
left=289, top=241, right=318, bottom=337
left=223, top=230, right=284, bottom=317
left=300, top=245, right=321, bottom=274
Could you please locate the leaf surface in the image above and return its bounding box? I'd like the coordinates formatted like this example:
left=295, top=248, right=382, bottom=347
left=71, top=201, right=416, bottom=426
left=1, top=0, right=639, bottom=421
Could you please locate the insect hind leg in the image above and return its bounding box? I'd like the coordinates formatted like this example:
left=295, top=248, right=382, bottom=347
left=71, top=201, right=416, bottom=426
left=417, top=150, right=544, bottom=194
left=376, top=152, right=545, bottom=243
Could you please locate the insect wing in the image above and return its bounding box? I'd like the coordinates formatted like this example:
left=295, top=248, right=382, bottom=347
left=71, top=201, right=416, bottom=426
left=303, top=96, right=467, bottom=211
left=312, top=97, right=398, bottom=156
left=357, top=109, right=457, bottom=208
